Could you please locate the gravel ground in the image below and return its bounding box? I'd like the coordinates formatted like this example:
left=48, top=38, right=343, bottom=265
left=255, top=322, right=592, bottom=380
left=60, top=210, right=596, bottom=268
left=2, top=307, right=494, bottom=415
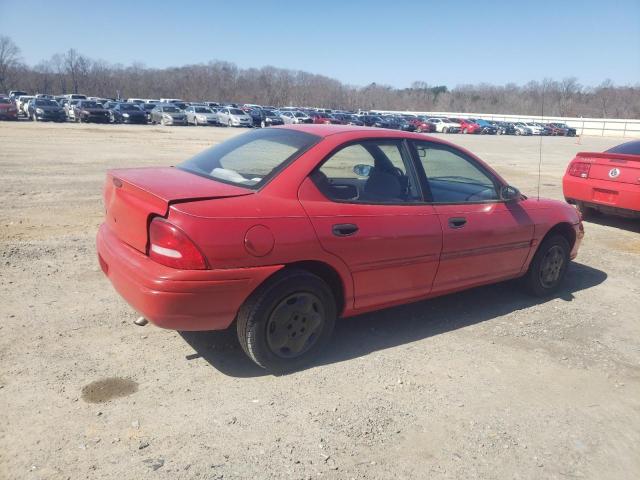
left=1, top=121, right=639, bottom=480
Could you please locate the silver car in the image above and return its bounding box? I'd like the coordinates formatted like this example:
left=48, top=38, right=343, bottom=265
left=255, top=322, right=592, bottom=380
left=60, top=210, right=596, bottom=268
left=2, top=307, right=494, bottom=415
left=150, top=104, right=187, bottom=126
left=278, top=110, right=312, bottom=125
left=185, top=105, right=219, bottom=126
left=217, top=107, right=252, bottom=127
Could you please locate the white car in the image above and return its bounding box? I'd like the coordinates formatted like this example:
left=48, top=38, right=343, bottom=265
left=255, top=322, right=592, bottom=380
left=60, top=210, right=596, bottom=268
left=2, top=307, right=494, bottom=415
left=64, top=99, right=81, bottom=120
left=278, top=110, right=312, bottom=124
left=185, top=105, right=219, bottom=126
left=523, top=122, right=544, bottom=135
left=217, top=107, right=252, bottom=127
left=427, top=117, right=461, bottom=133
left=16, top=96, right=34, bottom=116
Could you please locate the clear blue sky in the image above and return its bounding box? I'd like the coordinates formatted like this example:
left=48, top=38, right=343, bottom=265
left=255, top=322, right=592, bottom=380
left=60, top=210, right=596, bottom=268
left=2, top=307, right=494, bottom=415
left=1, top=0, right=638, bottom=88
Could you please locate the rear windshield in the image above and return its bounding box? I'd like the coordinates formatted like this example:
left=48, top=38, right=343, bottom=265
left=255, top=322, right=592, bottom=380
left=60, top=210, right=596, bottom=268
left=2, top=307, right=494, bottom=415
left=606, top=141, right=640, bottom=155
left=178, top=128, right=319, bottom=189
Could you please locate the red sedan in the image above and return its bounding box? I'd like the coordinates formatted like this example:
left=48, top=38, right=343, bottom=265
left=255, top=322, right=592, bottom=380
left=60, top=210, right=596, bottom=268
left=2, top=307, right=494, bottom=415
left=97, top=125, right=583, bottom=371
left=309, top=112, right=342, bottom=125
left=563, top=140, right=640, bottom=218
left=408, top=117, right=435, bottom=133
left=453, top=118, right=482, bottom=134
left=0, top=97, right=18, bottom=120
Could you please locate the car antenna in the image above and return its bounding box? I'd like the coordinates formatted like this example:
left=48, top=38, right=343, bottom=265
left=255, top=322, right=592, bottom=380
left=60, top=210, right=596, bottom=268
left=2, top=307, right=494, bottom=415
left=537, top=82, right=545, bottom=201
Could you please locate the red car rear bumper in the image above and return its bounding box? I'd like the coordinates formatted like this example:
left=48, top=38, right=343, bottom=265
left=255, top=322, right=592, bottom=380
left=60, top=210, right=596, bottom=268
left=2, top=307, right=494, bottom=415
left=563, top=175, right=640, bottom=214
left=96, top=223, right=283, bottom=331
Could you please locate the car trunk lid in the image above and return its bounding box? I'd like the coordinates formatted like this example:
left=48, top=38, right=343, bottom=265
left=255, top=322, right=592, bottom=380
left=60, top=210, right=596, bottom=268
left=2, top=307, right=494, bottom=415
left=104, top=167, right=253, bottom=252
left=578, top=152, right=640, bottom=185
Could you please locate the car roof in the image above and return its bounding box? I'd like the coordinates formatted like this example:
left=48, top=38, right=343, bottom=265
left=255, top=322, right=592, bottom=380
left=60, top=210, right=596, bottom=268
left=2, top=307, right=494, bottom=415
left=274, top=124, right=451, bottom=144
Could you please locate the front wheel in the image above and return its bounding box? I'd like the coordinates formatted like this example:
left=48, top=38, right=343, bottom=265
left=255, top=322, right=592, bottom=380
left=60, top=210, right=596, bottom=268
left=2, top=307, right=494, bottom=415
left=522, top=235, right=570, bottom=297
left=260, top=120, right=266, bottom=128
left=194, top=117, right=199, bottom=126
left=236, top=269, right=336, bottom=373
left=31, top=112, right=37, bottom=122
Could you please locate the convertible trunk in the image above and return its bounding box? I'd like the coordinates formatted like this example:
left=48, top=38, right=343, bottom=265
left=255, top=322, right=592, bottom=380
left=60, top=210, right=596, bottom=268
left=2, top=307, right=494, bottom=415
left=103, top=167, right=252, bottom=252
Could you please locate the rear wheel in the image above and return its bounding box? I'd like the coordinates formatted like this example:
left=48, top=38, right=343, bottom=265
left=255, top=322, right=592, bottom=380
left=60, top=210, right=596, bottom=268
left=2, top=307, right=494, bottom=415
left=523, top=235, right=570, bottom=297
left=228, top=119, right=232, bottom=127
left=31, top=112, right=37, bottom=122
left=236, top=269, right=336, bottom=373
left=194, top=117, right=199, bottom=126
left=260, top=120, right=266, bottom=128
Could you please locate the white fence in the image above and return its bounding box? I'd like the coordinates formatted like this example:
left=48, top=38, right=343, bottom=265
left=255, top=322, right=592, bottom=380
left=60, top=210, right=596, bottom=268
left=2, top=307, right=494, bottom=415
left=371, top=110, right=640, bottom=138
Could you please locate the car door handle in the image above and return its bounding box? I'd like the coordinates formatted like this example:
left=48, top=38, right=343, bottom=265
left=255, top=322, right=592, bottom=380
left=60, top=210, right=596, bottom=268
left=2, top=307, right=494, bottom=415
left=332, top=223, right=359, bottom=237
left=448, top=217, right=467, bottom=229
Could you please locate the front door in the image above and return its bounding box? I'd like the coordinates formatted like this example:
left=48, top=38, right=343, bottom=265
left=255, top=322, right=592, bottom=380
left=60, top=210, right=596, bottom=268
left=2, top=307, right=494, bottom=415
left=410, top=140, right=535, bottom=293
left=298, top=139, right=443, bottom=310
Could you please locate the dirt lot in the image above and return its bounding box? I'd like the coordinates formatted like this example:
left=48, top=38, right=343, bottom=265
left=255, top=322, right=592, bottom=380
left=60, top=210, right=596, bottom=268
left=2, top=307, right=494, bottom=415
left=1, top=121, right=639, bottom=480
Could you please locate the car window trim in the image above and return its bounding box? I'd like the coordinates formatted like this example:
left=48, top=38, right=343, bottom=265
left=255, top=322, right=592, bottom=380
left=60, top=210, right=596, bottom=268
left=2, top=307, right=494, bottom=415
left=408, top=139, right=506, bottom=205
left=309, top=137, right=429, bottom=206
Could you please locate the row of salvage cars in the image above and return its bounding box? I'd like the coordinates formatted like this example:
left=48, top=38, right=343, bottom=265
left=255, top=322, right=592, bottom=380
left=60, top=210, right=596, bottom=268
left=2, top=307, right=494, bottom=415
left=1, top=91, right=577, bottom=136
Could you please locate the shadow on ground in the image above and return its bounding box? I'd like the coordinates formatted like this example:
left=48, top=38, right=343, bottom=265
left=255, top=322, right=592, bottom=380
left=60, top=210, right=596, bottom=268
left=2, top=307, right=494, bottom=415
left=179, top=261, right=607, bottom=378
left=584, top=215, right=640, bottom=233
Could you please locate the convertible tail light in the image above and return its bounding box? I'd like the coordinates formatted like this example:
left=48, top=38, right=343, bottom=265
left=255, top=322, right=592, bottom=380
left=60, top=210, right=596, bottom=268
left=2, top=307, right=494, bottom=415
left=148, top=217, right=208, bottom=270
left=568, top=161, right=591, bottom=178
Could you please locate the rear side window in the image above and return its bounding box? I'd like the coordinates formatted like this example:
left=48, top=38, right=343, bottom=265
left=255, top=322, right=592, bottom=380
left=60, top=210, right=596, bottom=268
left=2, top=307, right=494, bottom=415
left=606, top=141, right=640, bottom=155
left=179, top=128, right=319, bottom=189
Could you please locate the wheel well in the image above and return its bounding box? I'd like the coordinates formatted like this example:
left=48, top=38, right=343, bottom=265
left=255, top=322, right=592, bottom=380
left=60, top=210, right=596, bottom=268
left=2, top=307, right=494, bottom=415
left=543, top=222, right=576, bottom=250
left=284, top=261, right=345, bottom=315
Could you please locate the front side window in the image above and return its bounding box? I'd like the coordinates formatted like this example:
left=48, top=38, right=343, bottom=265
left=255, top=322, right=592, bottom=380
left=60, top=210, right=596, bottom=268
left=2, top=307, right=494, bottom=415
left=313, top=140, right=421, bottom=204
left=179, top=128, right=319, bottom=189
left=413, top=142, right=499, bottom=203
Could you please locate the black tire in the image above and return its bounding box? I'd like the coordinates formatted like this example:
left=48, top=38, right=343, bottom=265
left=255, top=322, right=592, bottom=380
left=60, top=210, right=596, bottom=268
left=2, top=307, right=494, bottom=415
left=236, top=269, right=336, bottom=373
left=31, top=112, right=37, bottom=122
left=523, top=235, right=570, bottom=297
left=260, top=120, right=266, bottom=128
left=194, top=117, right=199, bottom=126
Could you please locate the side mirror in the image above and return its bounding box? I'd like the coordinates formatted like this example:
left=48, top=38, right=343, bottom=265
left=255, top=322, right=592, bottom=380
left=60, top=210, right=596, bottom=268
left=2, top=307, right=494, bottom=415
left=353, top=164, right=373, bottom=177
left=500, top=185, right=520, bottom=202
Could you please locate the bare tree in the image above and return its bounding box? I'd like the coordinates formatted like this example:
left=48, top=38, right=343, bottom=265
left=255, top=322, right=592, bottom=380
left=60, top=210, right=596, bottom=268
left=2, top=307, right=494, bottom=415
left=0, top=35, right=21, bottom=91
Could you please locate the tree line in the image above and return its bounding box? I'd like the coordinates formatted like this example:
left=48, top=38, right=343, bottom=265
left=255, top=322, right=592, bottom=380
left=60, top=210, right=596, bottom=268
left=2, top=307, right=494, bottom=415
left=1, top=36, right=638, bottom=119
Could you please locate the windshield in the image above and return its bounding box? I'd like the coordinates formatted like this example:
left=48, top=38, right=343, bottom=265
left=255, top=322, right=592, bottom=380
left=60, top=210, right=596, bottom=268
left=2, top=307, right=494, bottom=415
left=293, top=112, right=307, bottom=118
left=143, top=104, right=155, bottom=110
left=80, top=101, right=100, bottom=108
left=178, top=129, right=319, bottom=189
left=606, top=140, right=640, bottom=155
left=0, top=98, right=11, bottom=104
left=35, top=99, right=58, bottom=106
left=195, top=107, right=213, bottom=113
left=229, top=108, right=245, bottom=115
left=120, top=103, right=140, bottom=110
left=263, top=110, right=276, bottom=116
left=162, top=106, right=180, bottom=113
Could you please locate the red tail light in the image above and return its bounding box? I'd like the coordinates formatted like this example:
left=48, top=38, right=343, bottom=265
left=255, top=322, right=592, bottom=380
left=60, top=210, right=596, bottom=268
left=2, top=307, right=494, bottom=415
left=148, top=217, right=208, bottom=270
left=568, top=161, right=591, bottom=178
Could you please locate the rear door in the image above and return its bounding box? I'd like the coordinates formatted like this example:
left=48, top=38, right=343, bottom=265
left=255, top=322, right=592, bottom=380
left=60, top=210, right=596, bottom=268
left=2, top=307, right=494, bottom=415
left=298, top=139, right=442, bottom=310
left=410, top=140, right=534, bottom=293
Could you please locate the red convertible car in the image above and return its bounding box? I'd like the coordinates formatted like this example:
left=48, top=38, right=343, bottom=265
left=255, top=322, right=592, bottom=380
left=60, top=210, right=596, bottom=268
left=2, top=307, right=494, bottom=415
left=563, top=140, right=640, bottom=218
left=97, top=125, right=583, bottom=371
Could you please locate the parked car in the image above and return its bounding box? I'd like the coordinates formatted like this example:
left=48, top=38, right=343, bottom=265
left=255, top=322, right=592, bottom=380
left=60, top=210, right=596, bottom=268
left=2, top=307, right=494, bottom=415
left=16, top=95, right=34, bottom=116
left=406, top=117, right=435, bottom=133
left=522, top=122, right=545, bottom=135
left=0, top=97, right=18, bottom=120
left=547, top=123, right=577, bottom=137
left=513, top=122, right=532, bottom=136
left=107, top=102, right=147, bottom=124
left=278, top=110, right=313, bottom=125
left=495, top=122, right=517, bottom=135
left=185, top=105, right=219, bottom=126
left=249, top=108, right=284, bottom=128
left=72, top=100, right=110, bottom=123
left=139, top=103, right=157, bottom=122
left=451, top=118, right=481, bottom=134
left=64, top=99, right=81, bottom=120
left=27, top=98, right=66, bottom=122
left=150, top=104, right=187, bottom=126
left=470, top=119, right=498, bottom=135
left=8, top=90, right=28, bottom=102
left=359, top=115, right=385, bottom=127
left=563, top=140, right=640, bottom=219
left=217, top=107, right=252, bottom=127
left=381, top=116, right=415, bottom=131
left=97, top=124, right=583, bottom=372
left=309, top=112, right=342, bottom=125
left=332, top=113, right=364, bottom=126
left=427, top=117, right=461, bottom=133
